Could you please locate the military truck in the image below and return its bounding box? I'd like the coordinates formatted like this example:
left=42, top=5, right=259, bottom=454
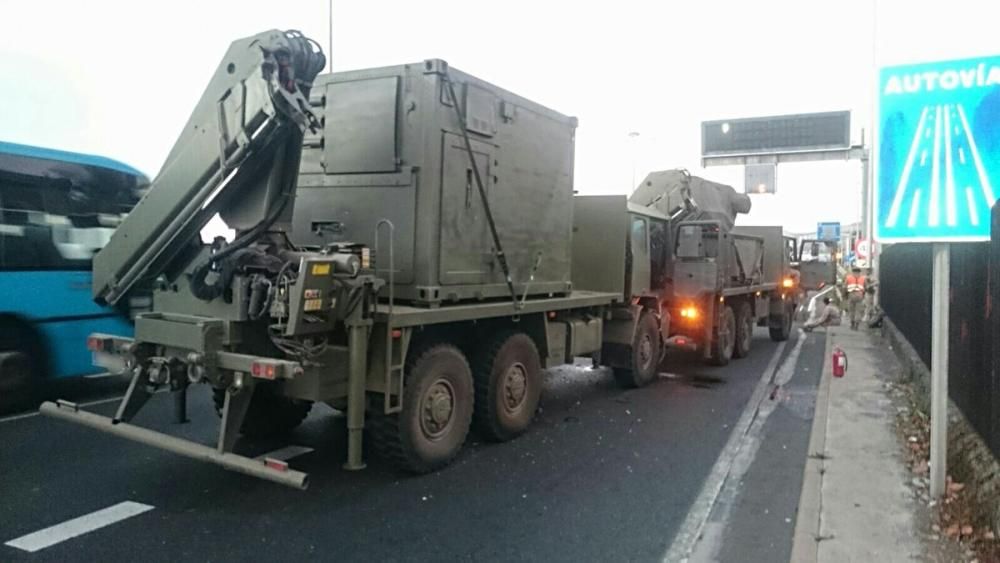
left=40, top=31, right=625, bottom=489
left=40, top=30, right=802, bottom=489
left=577, top=171, right=801, bottom=368
left=795, top=238, right=839, bottom=291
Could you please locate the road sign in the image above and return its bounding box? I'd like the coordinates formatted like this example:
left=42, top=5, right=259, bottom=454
left=855, top=238, right=873, bottom=259
left=876, top=55, right=1000, bottom=242
left=817, top=222, right=841, bottom=240
left=702, top=111, right=851, bottom=157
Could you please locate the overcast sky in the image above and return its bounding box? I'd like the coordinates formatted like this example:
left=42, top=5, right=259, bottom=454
left=1, top=0, right=996, bottom=233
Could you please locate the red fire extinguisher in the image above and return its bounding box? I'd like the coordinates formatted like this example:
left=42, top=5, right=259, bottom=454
left=832, top=347, right=848, bottom=378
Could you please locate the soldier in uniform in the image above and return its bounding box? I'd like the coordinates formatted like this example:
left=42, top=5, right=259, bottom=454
left=844, top=266, right=868, bottom=330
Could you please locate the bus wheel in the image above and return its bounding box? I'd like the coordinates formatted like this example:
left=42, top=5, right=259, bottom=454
left=613, top=312, right=661, bottom=388
left=0, top=323, right=39, bottom=413
left=371, top=343, right=474, bottom=473
left=473, top=332, right=542, bottom=442
left=733, top=302, right=754, bottom=359
left=212, top=383, right=312, bottom=438
left=708, top=305, right=736, bottom=366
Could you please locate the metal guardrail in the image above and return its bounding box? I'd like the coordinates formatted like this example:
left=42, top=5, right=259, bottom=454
left=881, top=239, right=998, bottom=460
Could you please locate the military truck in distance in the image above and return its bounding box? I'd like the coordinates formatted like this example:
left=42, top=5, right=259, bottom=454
left=795, top=238, right=839, bottom=291
left=575, top=171, right=801, bottom=370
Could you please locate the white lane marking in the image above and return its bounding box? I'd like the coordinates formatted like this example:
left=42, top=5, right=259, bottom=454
left=908, top=189, right=922, bottom=228
left=687, top=332, right=808, bottom=563
left=920, top=149, right=928, bottom=167
left=5, top=501, right=154, bottom=553
left=929, top=105, right=943, bottom=227
left=967, top=187, right=979, bottom=226
left=254, top=445, right=314, bottom=462
left=957, top=104, right=996, bottom=204
left=944, top=107, right=957, bottom=226
left=662, top=335, right=793, bottom=563
left=887, top=106, right=931, bottom=227
left=959, top=146, right=967, bottom=165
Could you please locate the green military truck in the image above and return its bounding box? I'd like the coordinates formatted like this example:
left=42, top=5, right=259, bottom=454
left=42, top=30, right=802, bottom=489
left=575, top=172, right=801, bottom=369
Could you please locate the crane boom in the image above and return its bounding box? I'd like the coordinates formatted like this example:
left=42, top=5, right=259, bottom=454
left=92, top=29, right=325, bottom=305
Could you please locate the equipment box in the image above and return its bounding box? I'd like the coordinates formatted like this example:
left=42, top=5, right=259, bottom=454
left=295, top=59, right=578, bottom=306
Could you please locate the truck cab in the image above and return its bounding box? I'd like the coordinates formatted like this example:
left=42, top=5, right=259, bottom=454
left=667, top=221, right=795, bottom=365
left=795, top=238, right=838, bottom=291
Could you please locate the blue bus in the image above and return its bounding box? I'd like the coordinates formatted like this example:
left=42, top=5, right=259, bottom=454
left=0, top=141, right=149, bottom=412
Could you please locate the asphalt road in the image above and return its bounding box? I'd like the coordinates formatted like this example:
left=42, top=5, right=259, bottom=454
left=0, top=327, right=824, bottom=562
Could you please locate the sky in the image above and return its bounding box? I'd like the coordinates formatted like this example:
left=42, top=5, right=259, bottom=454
left=1, top=0, right=997, bottom=234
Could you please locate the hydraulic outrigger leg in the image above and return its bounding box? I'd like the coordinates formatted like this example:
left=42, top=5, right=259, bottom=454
left=343, top=321, right=369, bottom=470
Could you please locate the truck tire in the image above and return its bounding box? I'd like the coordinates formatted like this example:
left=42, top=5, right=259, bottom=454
left=370, top=343, right=474, bottom=473
left=733, top=302, right=754, bottom=359
left=708, top=305, right=736, bottom=366
left=212, top=383, right=312, bottom=438
left=0, top=319, right=42, bottom=414
left=768, top=304, right=793, bottom=342
left=473, top=332, right=542, bottom=442
left=613, top=312, right=661, bottom=388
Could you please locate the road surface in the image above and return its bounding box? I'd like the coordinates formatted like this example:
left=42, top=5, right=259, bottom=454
left=0, top=327, right=825, bottom=562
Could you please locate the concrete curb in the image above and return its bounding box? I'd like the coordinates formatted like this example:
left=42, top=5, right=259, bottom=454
left=789, top=330, right=833, bottom=563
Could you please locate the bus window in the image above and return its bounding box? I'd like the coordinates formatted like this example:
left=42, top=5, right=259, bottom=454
left=0, top=141, right=148, bottom=411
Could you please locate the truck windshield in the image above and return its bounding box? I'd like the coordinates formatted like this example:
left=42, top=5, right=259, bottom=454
left=676, top=225, right=719, bottom=259
left=800, top=240, right=835, bottom=262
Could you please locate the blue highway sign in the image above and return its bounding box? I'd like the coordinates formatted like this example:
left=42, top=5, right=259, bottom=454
left=817, top=222, right=841, bottom=240
left=877, top=55, right=1000, bottom=242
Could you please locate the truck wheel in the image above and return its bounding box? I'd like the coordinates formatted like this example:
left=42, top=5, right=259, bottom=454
left=613, top=312, right=661, bottom=388
left=768, top=304, right=793, bottom=342
left=708, top=305, right=736, bottom=366
left=473, top=332, right=542, bottom=442
left=733, top=302, right=754, bottom=359
left=370, top=343, right=474, bottom=473
left=0, top=320, right=41, bottom=414
left=212, top=384, right=312, bottom=438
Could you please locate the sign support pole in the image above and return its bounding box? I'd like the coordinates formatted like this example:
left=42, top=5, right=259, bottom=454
left=861, top=145, right=870, bottom=244
left=929, top=242, right=950, bottom=498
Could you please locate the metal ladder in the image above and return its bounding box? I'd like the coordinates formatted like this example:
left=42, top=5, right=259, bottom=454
left=375, top=219, right=404, bottom=414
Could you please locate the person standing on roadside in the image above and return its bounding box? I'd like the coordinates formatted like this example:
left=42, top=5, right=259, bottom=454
left=863, top=268, right=877, bottom=323
left=844, top=266, right=867, bottom=330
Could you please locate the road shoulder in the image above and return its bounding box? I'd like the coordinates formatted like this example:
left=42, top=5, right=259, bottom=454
left=791, top=326, right=924, bottom=562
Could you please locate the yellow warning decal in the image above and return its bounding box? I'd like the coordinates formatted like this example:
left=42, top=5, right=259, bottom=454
left=311, top=263, right=331, bottom=276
